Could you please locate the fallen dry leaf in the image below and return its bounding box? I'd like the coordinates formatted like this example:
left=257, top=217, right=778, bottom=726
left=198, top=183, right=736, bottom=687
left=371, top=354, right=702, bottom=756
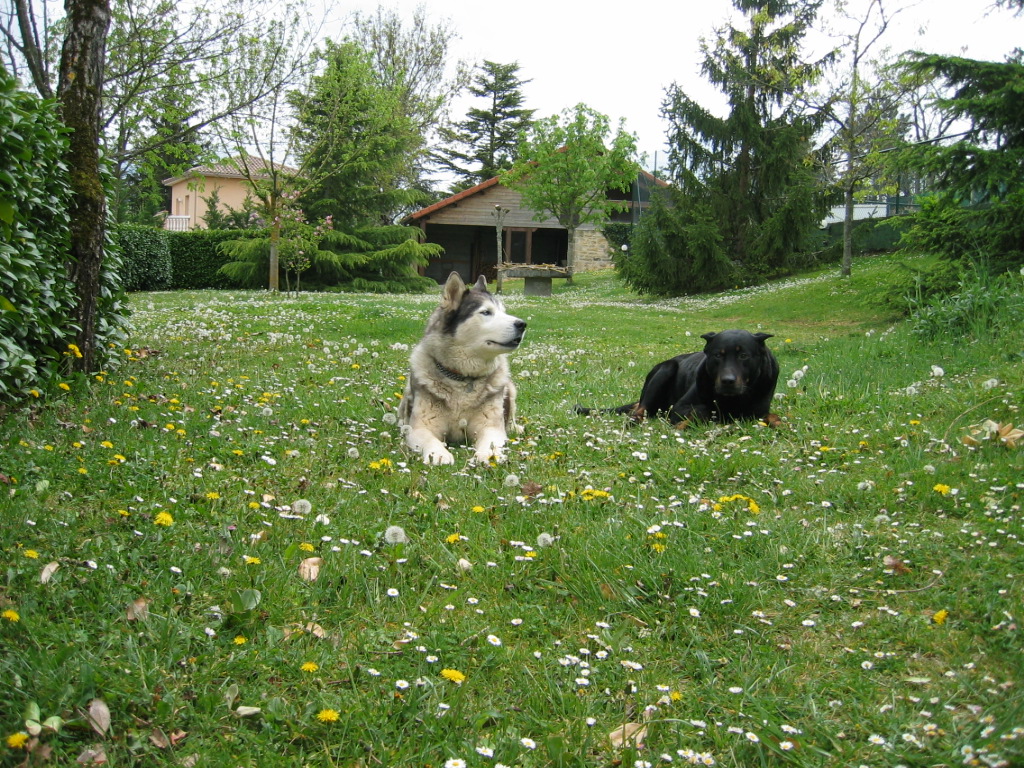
left=609, top=722, right=647, bottom=749
left=284, top=622, right=326, bottom=640
left=963, top=420, right=1024, bottom=449
left=126, top=597, right=151, bottom=621
left=521, top=481, right=544, bottom=498
left=298, top=557, right=324, bottom=582
left=234, top=706, right=262, bottom=718
left=149, top=730, right=170, bottom=749
left=76, top=745, right=107, bottom=765
left=883, top=554, right=911, bottom=575
left=86, top=699, right=111, bottom=736
left=40, top=561, right=60, bottom=583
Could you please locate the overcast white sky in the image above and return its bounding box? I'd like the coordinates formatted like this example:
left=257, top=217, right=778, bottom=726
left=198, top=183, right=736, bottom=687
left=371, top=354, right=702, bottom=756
left=325, top=0, right=1022, bottom=173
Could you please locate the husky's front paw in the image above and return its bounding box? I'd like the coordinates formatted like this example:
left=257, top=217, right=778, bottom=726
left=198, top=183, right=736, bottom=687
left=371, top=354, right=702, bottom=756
left=473, top=448, right=506, bottom=465
left=425, top=448, right=455, bottom=465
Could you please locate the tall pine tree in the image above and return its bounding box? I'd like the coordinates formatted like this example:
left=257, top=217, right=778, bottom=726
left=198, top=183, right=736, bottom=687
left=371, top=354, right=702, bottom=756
left=897, top=49, right=1024, bottom=273
left=436, top=60, right=534, bottom=191
left=624, top=0, right=832, bottom=294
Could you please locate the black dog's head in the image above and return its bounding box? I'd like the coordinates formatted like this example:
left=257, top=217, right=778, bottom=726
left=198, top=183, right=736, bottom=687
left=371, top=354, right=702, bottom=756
left=701, top=330, right=775, bottom=396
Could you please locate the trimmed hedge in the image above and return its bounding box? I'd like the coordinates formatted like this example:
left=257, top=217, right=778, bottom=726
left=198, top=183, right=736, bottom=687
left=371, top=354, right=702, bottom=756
left=114, top=224, right=172, bottom=291
left=0, top=66, right=77, bottom=400
left=167, top=229, right=265, bottom=289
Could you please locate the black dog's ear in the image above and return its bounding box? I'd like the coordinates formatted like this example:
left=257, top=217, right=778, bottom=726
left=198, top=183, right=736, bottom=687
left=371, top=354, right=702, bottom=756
left=753, top=333, right=773, bottom=343
left=700, top=332, right=717, bottom=342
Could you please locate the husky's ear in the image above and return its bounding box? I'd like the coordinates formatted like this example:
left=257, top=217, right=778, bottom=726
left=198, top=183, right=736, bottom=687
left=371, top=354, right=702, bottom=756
left=441, top=271, right=466, bottom=309
left=472, top=275, right=489, bottom=292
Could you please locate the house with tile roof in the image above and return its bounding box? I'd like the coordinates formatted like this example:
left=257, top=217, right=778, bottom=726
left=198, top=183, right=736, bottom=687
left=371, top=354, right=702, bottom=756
left=405, top=171, right=667, bottom=284
left=161, top=156, right=299, bottom=231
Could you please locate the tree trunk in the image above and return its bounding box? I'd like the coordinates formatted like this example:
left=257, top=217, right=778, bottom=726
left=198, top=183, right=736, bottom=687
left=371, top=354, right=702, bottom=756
left=268, top=209, right=281, bottom=291
left=57, top=0, right=111, bottom=373
left=841, top=183, right=855, bottom=278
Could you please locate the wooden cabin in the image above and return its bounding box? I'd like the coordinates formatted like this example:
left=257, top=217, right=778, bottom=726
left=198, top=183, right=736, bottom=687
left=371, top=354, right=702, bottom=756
left=406, top=172, right=666, bottom=284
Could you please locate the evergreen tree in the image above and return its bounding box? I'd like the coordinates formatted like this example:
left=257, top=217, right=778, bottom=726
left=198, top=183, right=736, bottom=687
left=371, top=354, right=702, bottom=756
left=897, top=49, right=1024, bottom=273
left=627, top=0, right=832, bottom=294
left=436, top=60, right=535, bottom=190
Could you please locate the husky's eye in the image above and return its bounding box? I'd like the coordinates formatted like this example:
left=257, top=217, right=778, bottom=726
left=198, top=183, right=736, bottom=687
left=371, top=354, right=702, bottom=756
left=480, top=309, right=493, bottom=316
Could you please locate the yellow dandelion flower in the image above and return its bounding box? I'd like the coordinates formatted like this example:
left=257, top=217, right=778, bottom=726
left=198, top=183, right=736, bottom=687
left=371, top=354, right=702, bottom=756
left=244, top=556, right=261, bottom=565
left=233, top=636, right=247, bottom=645
left=933, top=483, right=951, bottom=496
left=446, top=533, right=462, bottom=544
left=6, top=732, right=29, bottom=749
left=2, top=609, right=20, bottom=623
left=471, top=505, right=485, bottom=513
left=317, top=709, right=340, bottom=722
left=440, top=668, right=466, bottom=684
left=931, top=609, right=949, bottom=625
left=299, top=542, right=316, bottom=552
left=23, top=549, right=39, bottom=559
left=206, top=492, right=221, bottom=500
left=100, top=440, right=114, bottom=449
left=301, top=662, right=319, bottom=673
left=154, top=512, right=174, bottom=527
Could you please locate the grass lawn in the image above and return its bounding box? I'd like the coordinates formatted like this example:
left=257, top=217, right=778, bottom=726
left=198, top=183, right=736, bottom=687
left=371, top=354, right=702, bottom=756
left=1, top=254, right=1022, bottom=767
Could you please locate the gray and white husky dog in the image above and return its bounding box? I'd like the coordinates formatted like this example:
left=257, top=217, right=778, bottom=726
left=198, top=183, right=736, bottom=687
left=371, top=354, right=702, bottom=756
left=398, top=271, right=527, bottom=465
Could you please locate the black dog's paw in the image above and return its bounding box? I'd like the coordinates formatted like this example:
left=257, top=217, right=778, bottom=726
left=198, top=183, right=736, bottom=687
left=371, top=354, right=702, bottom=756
left=573, top=404, right=594, bottom=416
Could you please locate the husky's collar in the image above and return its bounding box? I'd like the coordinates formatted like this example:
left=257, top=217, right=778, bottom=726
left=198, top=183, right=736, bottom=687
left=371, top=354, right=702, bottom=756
left=434, top=359, right=480, bottom=385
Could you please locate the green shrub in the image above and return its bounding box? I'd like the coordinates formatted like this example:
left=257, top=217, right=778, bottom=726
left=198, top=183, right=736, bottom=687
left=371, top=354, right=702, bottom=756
left=907, top=261, right=1024, bottom=340
left=113, top=224, right=172, bottom=291
left=167, top=229, right=263, bottom=289
left=616, top=189, right=735, bottom=295
left=0, top=65, right=77, bottom=400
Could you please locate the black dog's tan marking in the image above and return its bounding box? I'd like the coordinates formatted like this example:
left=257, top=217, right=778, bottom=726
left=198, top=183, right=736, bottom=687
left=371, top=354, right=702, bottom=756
left=577, top=330, right=781, bottom=427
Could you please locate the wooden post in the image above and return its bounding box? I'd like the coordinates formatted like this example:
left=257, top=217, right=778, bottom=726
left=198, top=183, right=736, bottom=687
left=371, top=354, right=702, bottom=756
left=492, top=204, right=509, bottom=293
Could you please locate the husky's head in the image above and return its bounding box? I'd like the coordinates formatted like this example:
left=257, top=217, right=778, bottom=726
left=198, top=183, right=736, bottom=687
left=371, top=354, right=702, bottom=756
left=435, top=272, right=526, bottom=353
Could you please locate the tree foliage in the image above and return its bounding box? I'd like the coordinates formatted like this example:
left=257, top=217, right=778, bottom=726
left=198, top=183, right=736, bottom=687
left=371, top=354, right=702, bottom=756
left=633, top=0, right=832, bottom=294
left=820, top=0, right=908, bottom=277
left=502, top=103, right=639, bottom=276
left=291, top=39, right=426, bottom=229
left=435, top=60, right=535, bottom=191
left=4, top=0, right=318, bottom=224
left=347, top=4, right=468, bottom=192
left=896, top=50, right=1024, bottom=274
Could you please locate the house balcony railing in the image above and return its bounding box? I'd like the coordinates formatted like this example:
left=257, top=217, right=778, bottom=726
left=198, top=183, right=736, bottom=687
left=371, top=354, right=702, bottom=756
left=163, top=215, right=191, bottom=231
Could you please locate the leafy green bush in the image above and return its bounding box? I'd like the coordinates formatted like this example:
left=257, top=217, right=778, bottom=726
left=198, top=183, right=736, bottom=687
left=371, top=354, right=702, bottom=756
left=113, top=224, right=172, bottom=291
left=0, top=65, right=77, bottom=400
left=167, top=229, right=259, bottom=289
left=907, top=261, right=1024, bottom=341
left=616, top=189, right=735, bottom=295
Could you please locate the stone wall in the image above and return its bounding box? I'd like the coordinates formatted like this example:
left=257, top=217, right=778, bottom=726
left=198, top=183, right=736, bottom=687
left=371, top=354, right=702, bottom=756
left=574, top=229, right=615, bottom=272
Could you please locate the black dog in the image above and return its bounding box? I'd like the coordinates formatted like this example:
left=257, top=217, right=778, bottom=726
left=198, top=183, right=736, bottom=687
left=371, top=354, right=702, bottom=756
left=576, top=330, right=781, bottom=427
